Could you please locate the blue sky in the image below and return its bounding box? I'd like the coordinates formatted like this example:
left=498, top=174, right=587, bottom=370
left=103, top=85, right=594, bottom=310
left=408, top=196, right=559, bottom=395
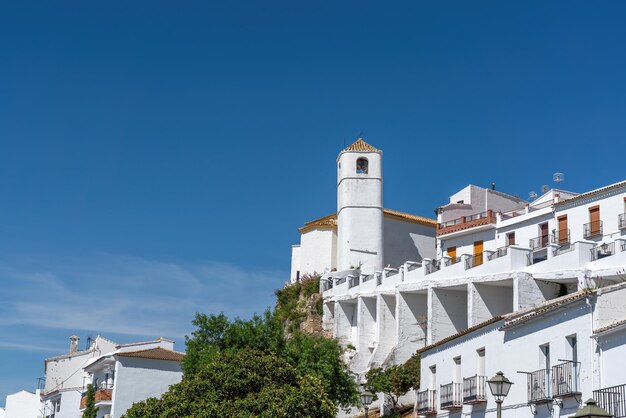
left=2, top=0, right=626, bottom=404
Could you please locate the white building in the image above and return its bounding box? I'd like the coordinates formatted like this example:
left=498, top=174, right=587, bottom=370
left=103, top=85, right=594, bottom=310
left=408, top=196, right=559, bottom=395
left=417, top=281, right=626, bottom=418
left=41, top=335, right=117, bottom=418
left=3, top=390, right=40, bottom=418
left=81, top=338, right=183, bottom=418
left=301, top=140, right=626, bottom=414
left=290, top=138, right=437, bottom=282
left=40, top=335, right=183, bottom=418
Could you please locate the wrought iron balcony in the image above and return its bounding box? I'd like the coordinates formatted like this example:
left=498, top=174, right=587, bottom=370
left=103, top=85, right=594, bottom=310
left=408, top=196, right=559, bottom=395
left=551, top=361, right=580, bottom=398
left=530, top=234, right=553, bottom=250
left=445, top=257, right=460, bottom=267
left=523, top=369, right=551, bottom=403
left=425, top=260, right=441, bottom=275
left=591, top=242, right=615, bottom=261
left=348, top=276, right=360, bottom=288
left=553, top=229, right=570, bottom=245
left=465, top=254, right=483, bottom=270
left=619, top=214, right=626, bottom=230
left=440, top=382, right=463, bottom=409
left=416, top=389, right=438, bottom=414
left=80, top=389, right=112, bottom=409
left=584, top=220, right=603, bottom=239
left=594, top=383, right=626, bottom=418
left=463, top=375, right=487, bottom=404
left=488, top=246, right=508, bottom=261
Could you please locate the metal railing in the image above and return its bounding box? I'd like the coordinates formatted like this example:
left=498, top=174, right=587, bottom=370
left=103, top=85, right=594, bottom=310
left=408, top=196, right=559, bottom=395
left=348, top=276, right=360, bottom=288
left=416, top=389, right=437, bottom=414
left=465, top=211, right=490, bottom=222
left=619, top=214, right=626, bottom=230
left=406, top=262, right=421, bottom=272
left=591, top=242, right=615, bottom=261
left=551, top=361, right=580, bottom=397
left=524, top=369, right=551, bottom=403
left=425, top=260, right=441, bottom=275
left=335, top=277, right=346, bottom=286
left=322, top=280, right=333, bottom=291
left=445, top=257, right=460, bottom=267
left=530, top=234, right=553, bottom=250
left=553, top=229, right=570, bottom=245
left=584, top=220, right=603, bottom=239
left=463, top=375, right=487, bottom=403
left=440, top=382, right=463, bottom=409
left=488, top=246, right=508, bottom=261
left=594, top=383, right=626, bottom=418
left=465, top=254, right=483, bottom=269
left=361, top=274, right=373, bottom=283
left=441, top=217, right=465, bottom=228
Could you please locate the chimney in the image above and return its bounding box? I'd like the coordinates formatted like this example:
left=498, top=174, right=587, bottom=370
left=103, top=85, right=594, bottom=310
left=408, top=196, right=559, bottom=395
left=70, top=335, right=80, bottom=354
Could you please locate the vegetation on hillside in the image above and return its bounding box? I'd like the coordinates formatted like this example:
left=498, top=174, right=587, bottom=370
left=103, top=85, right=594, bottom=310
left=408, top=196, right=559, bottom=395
left=274, top=273, right=322, bottom=334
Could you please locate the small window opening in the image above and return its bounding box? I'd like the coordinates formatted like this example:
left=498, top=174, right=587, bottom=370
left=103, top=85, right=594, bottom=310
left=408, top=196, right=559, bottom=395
left=356, top=158, right=368, bottom=174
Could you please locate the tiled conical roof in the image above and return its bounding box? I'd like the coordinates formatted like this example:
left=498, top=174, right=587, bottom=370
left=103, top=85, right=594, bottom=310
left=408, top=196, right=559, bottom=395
left=342, top=138, right=382, bottom=154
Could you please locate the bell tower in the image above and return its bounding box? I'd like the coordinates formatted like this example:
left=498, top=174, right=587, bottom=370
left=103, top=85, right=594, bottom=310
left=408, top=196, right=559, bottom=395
left=336, top=138, right=384, bottom=274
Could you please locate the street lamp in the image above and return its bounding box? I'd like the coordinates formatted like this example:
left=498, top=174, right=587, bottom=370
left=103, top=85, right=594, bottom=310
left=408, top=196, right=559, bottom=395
left=487, top=371, right=513, bottom=418
left=360, top=390, right=374, bottom=418
left=573, top=399, right=612, bottom=418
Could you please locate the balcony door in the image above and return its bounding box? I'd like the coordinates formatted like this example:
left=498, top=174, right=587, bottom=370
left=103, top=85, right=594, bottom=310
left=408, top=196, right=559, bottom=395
left=539, top=223, right=549, bottom=247
left=474, top=241, right=483, bottom=266
left=557, top=215, right=568, bottom=244
left=589, top=206, right=600, bottom=235
left=447, top=247, right=457, bottom=263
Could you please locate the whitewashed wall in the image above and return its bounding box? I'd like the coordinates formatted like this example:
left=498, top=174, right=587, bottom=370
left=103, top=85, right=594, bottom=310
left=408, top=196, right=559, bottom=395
left=110, top=357, right=182, bottom=418
left=4, top=391, right=39, bottom=418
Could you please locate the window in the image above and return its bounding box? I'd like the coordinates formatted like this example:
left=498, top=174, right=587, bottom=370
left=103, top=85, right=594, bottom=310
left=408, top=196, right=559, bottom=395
left=356, top=158, right=368, bottom=174
left=506, top=232, right=515, bottom=246
left=567, top=335, right=578, bottom=362
left=457, top=200, right=464, bottom=204
left=540, top=344, right=550, bottom=370
left=430, top=365, right=437, bottom=389
left=477, top=348, right=485, bottom=376
left=453, top=357, right=461, bottom=383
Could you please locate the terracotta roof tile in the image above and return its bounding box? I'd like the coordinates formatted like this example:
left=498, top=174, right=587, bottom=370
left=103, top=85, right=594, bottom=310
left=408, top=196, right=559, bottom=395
left=554, top=180, right=626, bottom=206
left=116, top=347, right=185, bottom=362
left=418, top=316, right=504, bottom=354
left=594, top=318, right=626, bottom=335
left=298, top=209, right=436, bottom=233
left=500, top=289, right=592, bottom=330
left=341, top=138, right=382, bottom=154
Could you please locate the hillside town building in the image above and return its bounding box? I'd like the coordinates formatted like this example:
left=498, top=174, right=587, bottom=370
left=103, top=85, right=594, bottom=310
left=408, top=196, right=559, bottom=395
left=294, top=138, right=626, bottom=417
left=4, top=335, right=184, bottom=418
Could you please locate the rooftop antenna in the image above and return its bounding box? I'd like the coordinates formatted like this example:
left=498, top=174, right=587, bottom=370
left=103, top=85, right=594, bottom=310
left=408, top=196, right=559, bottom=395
left=542, top=184, right=550, bottom=193
left=529, top=191, right=538, bottom=200
left=553, top=172, right=565, bottom=186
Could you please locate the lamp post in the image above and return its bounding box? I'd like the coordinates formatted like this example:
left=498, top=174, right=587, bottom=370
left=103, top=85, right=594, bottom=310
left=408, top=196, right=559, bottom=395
left=572, top=399, right=612, bottom=418
left=487, top=371, right=513, bottom=418
left=360, top=390, right=373, bottom=418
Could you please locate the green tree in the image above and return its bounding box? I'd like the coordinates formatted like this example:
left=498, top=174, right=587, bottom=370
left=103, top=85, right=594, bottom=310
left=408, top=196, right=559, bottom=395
left=365, top=353, right=420, bottom=415
left=82, top=384, right=99, bottom=418
left=125, top=349, right=336, bottom=418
